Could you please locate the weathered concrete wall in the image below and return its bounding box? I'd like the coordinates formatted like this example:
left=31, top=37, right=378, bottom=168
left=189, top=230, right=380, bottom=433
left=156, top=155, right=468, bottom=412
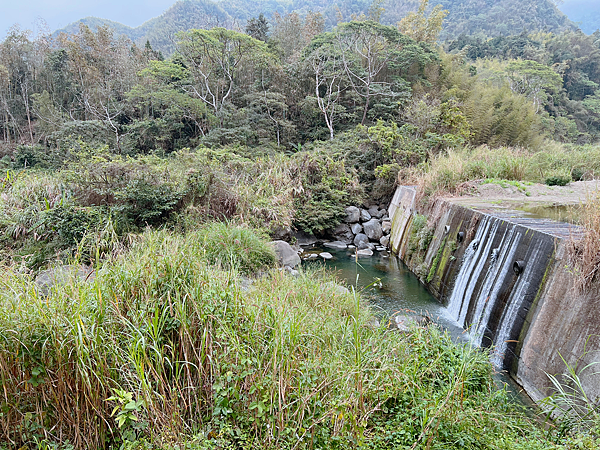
left=388, top=186, right=600, bottom=403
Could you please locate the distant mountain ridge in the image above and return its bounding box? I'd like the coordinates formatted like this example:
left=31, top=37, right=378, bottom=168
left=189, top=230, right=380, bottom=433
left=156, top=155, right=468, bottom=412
left=559, top=0, right=600, bottom=34
left=54, top=0, right=577, bottom=54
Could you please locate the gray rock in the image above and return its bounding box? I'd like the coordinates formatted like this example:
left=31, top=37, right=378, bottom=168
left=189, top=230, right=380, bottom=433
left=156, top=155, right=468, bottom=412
left=333, top=223, right=354, bottom=244
left=357, top=248, right=374, bottom=257
left=324, top=241, right=348, bottom=250
left=360, top=209, right=372, bottom=222
left=319, top=252, right=333, bottom=260
left=271, top=226, right=292, bottom=241
left=239, top=276, right=254, bottom=291
left=363, top=219, right=383, bottom=241
left=344, top=206, right=360, bottom=223
left=35, top=265, right=95, bottom=296
left=354, top=233, right=369, bottom=249
left=323, top=281, right=350, bottom=296
left=292, top=230, right=318, bottom=246
left=347, top=245, right=356, bottom=249
left=393, top=314, right=432, bottom=332
left=381, top=220, right=392, bottom=234
left=271, top=240, right=301, bottom=268
left=366, top=317, right=381, bottom=329
left=305, top=253, right=319, bottom=260
left=368, top=206, right=380, bottom=218
left=380, top=235, right=390, bottom=248
left=285, top=266, right=300, bottom=277
left=351, top=223, right=363, bottom=235
left=376, top=246, right=387, bottom=252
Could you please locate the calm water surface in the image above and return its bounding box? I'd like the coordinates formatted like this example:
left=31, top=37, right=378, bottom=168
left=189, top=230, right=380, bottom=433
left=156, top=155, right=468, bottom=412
left=303, top=247, right=535, bottom=409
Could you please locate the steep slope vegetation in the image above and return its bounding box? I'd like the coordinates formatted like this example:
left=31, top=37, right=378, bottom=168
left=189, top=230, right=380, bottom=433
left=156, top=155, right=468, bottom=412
left=383, top=0, right=576, bottom=39
left=559, top=0, right=600, bottom=34
left=54, top=0, right=576, bottom=55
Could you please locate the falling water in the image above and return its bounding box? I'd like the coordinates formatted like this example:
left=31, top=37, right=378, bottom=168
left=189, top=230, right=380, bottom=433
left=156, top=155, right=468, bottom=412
left=456, top=219, right=501, bottom=326
left=490, top=239, right=542, bottom=367
left=446, top=216, right=493, bottom=325
left=470, top=226, right=522, bottom=347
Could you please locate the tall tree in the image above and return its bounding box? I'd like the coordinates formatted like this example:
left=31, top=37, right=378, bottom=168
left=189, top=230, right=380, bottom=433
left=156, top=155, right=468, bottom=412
left=303, top=33, right=347, bottom=140
left=246, top=14, right=269, bottom=42
left=333, top=21, right=437, bottom=125
left=398, top=0, right=448, bottom=45
left=59, top=24, right=144, bottom=151
left=176, top=28, right=267, bottom=127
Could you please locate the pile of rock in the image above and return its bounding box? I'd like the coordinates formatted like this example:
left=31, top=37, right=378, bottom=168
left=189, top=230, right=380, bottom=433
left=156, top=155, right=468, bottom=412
left=324, top=205, right=392, bottom=256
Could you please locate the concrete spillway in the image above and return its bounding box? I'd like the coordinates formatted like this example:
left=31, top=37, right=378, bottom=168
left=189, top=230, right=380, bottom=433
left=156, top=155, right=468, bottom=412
left=388, top=186, right=600, bottom=404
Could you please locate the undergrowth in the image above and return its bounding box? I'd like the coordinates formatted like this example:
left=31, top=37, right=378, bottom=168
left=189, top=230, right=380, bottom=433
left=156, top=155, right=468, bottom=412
left=0, top=225, right=573, bottom=450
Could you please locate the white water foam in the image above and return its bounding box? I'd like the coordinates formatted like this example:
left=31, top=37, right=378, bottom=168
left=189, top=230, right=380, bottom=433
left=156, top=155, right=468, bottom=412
left=445, top=217, right=492, bottom=325
left=490, top=239, right=542, bottom=367
left=470, top=225, right=522, bottom=347
left=456, top=218, right=501, bottom=327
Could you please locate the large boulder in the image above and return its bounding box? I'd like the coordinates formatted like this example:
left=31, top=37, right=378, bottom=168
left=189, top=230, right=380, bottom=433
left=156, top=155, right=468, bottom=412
left=343, top=206, right=360, bottom=223
left=333, top=223, right=354, bottom=244
left=35, top=265, right=95, bottom=296
left=351, top=223, right=363, bottom=235
left=271, top=240, right=301, bottom=268
left=381, top=220, right=392, bottom=234
left=360, top=209, right=372, bottom=222
left=322, top=281, right=350, bottom=296
left=353, top=233, right=370, bottom=250
left=271, top=226, right=292, bottom=241
left=363, top=219, right=383, bottom=241
left=368, top=206, right=385, bottom=219
left=292, top=230, right=318, bottom=246
left=380, top=235, right=390, bottom=248
left=324, top=241, right=348, bottom=250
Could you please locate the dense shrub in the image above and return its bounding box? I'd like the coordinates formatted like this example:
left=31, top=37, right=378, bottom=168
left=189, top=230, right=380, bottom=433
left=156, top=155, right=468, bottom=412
left=197, top=222, right=277, bottom=274
left=291, top=151, right=363, bottom=234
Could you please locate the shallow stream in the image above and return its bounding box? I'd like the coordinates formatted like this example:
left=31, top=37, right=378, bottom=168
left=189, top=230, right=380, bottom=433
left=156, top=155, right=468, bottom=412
left=302, top=247, right=536, bottom=409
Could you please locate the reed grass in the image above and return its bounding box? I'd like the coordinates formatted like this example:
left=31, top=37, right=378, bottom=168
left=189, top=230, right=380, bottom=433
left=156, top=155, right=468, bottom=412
left=0, top=224, right=570, bottom=449
left=413, top=143, right=600, bottom=198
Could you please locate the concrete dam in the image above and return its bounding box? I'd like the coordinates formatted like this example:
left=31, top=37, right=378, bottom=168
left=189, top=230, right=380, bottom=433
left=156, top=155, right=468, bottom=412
left=388, top=186, right=600, bottom=404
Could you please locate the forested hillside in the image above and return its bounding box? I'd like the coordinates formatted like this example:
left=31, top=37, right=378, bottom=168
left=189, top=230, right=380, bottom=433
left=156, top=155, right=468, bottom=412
left=54, top=0, right=576, bottom=55
left=559, top=0, right=600, bottom=34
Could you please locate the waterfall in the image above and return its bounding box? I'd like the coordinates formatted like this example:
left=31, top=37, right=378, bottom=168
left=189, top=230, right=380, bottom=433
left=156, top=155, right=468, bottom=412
left=445, top=216, right=506, bottom=328
left=469, top=226, right=522, bottom=347
left=456, top=219, right=501, bottom=326
left=446, top=217, right=492, bottom=324
left=490, top=239, right=542, bottom=367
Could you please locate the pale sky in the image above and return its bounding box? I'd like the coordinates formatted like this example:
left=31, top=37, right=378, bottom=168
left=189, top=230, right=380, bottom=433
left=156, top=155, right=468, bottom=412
left=0, top=0, right=177, bottom=38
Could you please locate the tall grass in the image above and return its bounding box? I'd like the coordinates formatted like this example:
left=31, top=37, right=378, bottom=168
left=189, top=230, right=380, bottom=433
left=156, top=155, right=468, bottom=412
left=0, top=225, right=562, bottom=449
left=569, top=192, right=600, bottom=292
left=414, top=143, right=600, bottom=198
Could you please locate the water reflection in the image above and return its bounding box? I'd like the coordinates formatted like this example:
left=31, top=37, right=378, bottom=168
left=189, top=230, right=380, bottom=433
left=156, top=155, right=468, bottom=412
left=302, top=247, right=536, bottom=410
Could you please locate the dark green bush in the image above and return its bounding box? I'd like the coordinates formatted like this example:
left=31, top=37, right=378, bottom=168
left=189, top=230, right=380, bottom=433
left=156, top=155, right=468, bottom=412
left=115, top=179, right=183, bottom=228
left=291, top=151, right=363, bottom=235
left=545, top=174, right=571, bottom=186
left=13, top=145, right=50, bottom=169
